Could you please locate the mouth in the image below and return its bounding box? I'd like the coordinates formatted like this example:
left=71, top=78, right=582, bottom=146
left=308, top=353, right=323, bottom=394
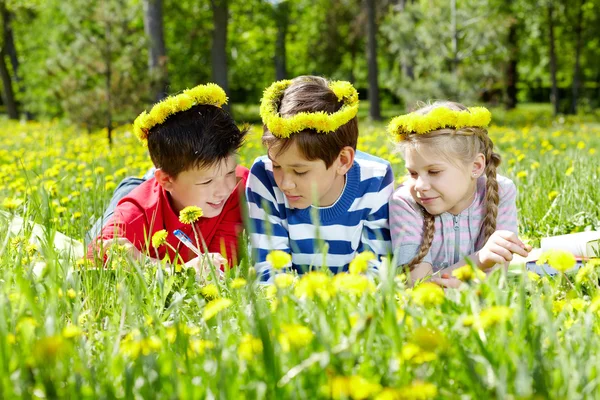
left=206, top=200, right=225, bottom=209
left=285, top=193, right=302, bottom=202
left=416, top=194, right=439, bottom=205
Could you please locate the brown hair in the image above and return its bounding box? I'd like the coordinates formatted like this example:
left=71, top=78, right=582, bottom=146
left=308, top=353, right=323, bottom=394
left=147, top=104, right=247, bottom=177
left=397, top=101, right=501, bottom=269
left=262, top=76, right=358, bottom=168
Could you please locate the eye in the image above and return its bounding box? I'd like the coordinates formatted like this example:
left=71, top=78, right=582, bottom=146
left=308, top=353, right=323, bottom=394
left=294, top=170, right=307, bottom=176
left=196, top=180, right=212, bottom=185
left=272, top=165, right=281, bottom=170
left=408, top=171, right=417, bottom=178
left=429, top=170, right=441, bottom=175
left=227, top=170, right=235, bottom=176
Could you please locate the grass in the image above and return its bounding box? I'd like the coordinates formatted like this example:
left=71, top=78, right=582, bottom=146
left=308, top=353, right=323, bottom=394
left=0, top=104, right=598, bottom=398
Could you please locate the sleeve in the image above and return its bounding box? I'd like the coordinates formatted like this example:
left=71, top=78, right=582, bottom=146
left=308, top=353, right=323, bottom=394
left=358, top=164, right=394, bottom=268
left=245, top=158, right=291, bottom=280
left=86, top=201, right=150, bottom=262
left=495, top=177, right=518, bottom=234
left=389, top=187, right=432, bottom=267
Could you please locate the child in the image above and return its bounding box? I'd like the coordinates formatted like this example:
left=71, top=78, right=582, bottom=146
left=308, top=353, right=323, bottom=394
left=388, top=101, right=529, bottom=287
left=246, top=76, right=394, bottom=279
left=89, top=84, right=249, bottom=270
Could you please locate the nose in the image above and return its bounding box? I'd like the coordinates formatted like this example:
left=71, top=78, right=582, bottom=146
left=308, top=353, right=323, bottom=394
left=414, top=175, right=430, bottom=192
left=280, top=173, right=296, bottom=191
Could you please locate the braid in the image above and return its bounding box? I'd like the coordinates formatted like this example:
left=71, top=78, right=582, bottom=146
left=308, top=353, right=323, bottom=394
left=478, top=131, right=501, bottom=244
left=408, top=208, right=435, bottom=270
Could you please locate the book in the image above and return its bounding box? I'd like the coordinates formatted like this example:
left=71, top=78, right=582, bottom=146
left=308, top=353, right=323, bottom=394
left=511, top=231, right=600, bottom=276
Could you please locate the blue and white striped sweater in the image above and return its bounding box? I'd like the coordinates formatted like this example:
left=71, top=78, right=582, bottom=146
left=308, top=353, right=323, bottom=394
left=246, top=151, right=394, bottom=278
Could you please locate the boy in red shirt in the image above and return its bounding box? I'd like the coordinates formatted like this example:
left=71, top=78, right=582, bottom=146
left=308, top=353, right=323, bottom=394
left=89, top=84, right=248, bottom=272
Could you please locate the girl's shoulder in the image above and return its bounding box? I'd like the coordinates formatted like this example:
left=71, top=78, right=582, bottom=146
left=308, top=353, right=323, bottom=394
left=390, top=184, right=421, bottom=213
left=496, top=174, right=517, bottom=197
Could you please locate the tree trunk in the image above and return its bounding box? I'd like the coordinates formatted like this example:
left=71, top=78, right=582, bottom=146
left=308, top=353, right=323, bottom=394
left=451, top=0, right=459, bottom=75
left=365, top=0, right=381, bottom=120
left=2, top=6, right=30, bottom=119
left=548, top=2, right=559, bottom=115
left=143, top=0, right=168, bottom=102
left=505, top=14, right=518, bottom=109
left=0, top=1, right=17, bottom=119
left=211, top=0, right=230, bottom=113
left=570, top=0, right=584, bottom=114
left=105, top=16, right=113, bottom=145
left=274, top=1, right=289, bottom=81
left=0, top=47, right=17, bottom=119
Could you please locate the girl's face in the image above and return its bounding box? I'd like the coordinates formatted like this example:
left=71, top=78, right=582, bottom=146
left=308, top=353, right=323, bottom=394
left=404, top=145, right=484, bottom=216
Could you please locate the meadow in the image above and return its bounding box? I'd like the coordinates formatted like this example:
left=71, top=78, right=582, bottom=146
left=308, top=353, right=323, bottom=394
left=0, top=104, right=599, bottom=399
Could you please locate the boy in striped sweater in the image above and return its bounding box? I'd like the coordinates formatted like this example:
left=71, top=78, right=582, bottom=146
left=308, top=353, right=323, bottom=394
left=246, top=76, right=394, bottom=279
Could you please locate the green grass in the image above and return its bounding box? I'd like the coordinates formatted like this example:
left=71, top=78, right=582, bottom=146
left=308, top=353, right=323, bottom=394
left=0, top=105, right=599, bottom=398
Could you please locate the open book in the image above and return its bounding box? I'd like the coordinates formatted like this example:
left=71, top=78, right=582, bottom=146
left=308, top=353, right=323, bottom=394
left=511, top=231, right=600, bottom=275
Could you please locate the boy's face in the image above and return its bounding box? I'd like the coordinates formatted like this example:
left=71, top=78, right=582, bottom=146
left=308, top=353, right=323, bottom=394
left=157, top=155, right=238, bottom=218
left=268, top=141, right=350, bottom=209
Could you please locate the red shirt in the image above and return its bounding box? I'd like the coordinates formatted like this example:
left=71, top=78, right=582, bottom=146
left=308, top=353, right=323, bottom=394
left=91, top=165, right=249, bottom=266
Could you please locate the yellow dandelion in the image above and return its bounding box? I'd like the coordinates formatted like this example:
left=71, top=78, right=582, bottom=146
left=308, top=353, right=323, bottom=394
left=274, top=273, right=295, bottom=289
left=332, top=273, right=376, bottom=296
left=278, top=324, right=314, bottom=352
left=294, top=271, right=332, bottom=301
left=238, top=334, right=263, bottom=361
left=266, top=250, right=292, bottom=270
left=231, top=277, right=247, bottom=289
left=179, top=206, right=203, bottom=224
left=516, top=170, right=528, bottom=179
left=62, top=324, right=82, bottom=339
left=203, top=298, right=233, bottom=321
left=2, top=197, right=22, bottom=210
left=451, top=264, right=485, bottom=282
left=478, top=306, right=513, bottom=329
left=548, top=190, right=559, bottom=201
left=411, top=282, right=445, bottom=307
left=537, top=249, right=576, bottom=273
left=151, top=229, right=168, bottom=248
left=323, top=375, right=381, bottom=400
left=375, top=381, right=437, bottom=400
left=200, top=283, right=219, bottom=300
left=349, top=251, right=375, bottom=275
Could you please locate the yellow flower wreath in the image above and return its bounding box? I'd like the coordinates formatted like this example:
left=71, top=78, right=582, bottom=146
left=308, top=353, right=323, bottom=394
left=387, top=106, right=491, bottom=140
left=133, top=83, right=228, bottom=141
left=260, top=79, right=359, bottom=138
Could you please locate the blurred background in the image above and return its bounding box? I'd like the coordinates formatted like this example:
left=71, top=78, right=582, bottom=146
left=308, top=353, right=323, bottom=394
left=1, top=0, right=599, bottom=141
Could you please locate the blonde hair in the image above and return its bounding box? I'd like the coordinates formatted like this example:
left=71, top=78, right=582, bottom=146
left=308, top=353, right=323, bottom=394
left=396, top=101, right=501, bottom=269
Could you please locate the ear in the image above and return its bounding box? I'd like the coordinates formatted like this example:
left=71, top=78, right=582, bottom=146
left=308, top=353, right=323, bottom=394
left=154, top=169, right=176, bottom=191
left=471, top=153, right=486, bottom=179
left=336, top=146, right=355, bottom=175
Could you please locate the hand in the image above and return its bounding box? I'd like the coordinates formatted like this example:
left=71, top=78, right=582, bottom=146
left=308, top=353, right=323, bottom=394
left=476, top=230, right=530, bottom=270
left=431, top=275, right=462, bottom=289
left=185, top=253, right=227, bottom=279
left=408, top=263, right=433, bottom=286
left=97, top=238, right=145, bottom=262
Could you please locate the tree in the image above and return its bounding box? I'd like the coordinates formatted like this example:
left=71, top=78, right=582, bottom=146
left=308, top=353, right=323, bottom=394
left=0, top=0, right=18, bottom=119
left=272, top=0, right=289, bottom=80
left=29, top=0, right=151, bottom=141
left=365, top=0, right=381, bottom=120
left=143, top=0, right=168, bottom=102
left=210, top=0, right=230, bottom=112
left=569, top=0, right=584, bottom=114
left=382, top=0, right=508, bottom=106
left=547, top=1, right=559, bottom=115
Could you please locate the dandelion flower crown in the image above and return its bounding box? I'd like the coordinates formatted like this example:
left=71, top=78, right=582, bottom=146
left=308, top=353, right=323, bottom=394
left=133, top=83, right=228, bottom=141
left=260, top=79, right=359, bottom=138
left=387, top=106, right=492, bottom=141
